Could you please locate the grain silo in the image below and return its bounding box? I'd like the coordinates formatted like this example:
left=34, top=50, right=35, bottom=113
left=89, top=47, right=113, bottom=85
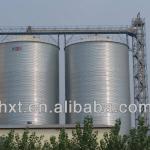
left=0, top=36, right=59, bottom=125
left=65, top=38, right=131, bottom=134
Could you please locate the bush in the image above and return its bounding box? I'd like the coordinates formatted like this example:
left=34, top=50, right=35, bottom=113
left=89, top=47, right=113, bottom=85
left=0, top=117, right=149, bottom=150
left=99, top=119, right=128, bottom=150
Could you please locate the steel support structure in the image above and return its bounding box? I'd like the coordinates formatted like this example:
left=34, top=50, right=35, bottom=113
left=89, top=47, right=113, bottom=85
left=0, top=14, right=148, bottom=127
left=132, top=14, right=148, bottom=126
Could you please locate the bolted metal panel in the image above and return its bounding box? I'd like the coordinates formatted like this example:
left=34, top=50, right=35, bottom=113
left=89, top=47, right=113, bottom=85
left=0, top=41, right=59, bottom=125
left=65, top=41, right=131, bottom=134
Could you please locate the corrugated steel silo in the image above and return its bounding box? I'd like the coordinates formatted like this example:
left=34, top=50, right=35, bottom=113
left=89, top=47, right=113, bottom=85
left=65, top=40, right=130, bottom=134
left=0, top=40, right=59, bottom=125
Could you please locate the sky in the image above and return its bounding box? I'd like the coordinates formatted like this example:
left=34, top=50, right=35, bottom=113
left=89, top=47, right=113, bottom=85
left=0, top=0, right=149, bottom=124
left=0, top=0, right=149, bottom=26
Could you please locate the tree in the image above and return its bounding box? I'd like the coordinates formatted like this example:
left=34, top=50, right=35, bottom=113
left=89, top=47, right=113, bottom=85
left=127, top=117, right=150, bottom=150
left=99, top=119, right=128, bottom=150
left=71, top=116, right=99, bottom=150
left=0, top=117, right=150, bottom=150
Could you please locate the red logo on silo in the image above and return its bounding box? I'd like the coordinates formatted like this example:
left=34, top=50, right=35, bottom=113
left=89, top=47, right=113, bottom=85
left=12, top=47, right=22, bottom=51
